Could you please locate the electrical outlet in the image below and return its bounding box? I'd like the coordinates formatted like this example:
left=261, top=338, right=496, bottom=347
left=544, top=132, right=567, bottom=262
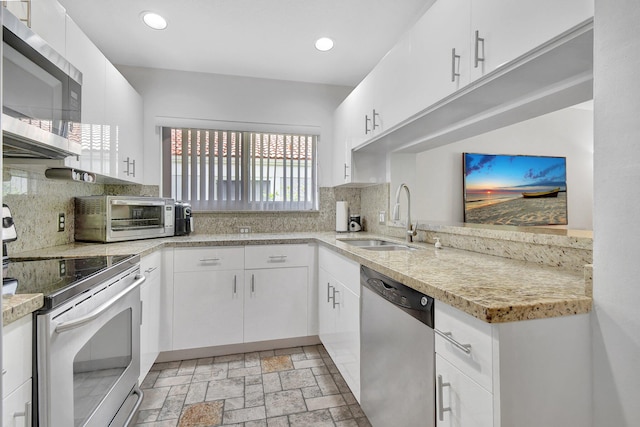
left=59, top=260, right=66, bottom=276
left=239, top=226, right=251, bottom=234
left=58, top=213, right=65, bottom=232
left=379, top=211, right=386, bottom=224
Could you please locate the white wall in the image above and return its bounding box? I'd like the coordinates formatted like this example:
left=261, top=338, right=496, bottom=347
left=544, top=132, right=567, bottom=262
left=592, top=1, right=640, bottom=425
left=401, top=105, right=593, bottom=229
left=117, top=66, right=352, bottom=188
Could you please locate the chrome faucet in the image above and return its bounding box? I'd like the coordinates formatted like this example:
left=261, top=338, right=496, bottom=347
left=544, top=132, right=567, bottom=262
left=392, top=183, right=418, bottom=242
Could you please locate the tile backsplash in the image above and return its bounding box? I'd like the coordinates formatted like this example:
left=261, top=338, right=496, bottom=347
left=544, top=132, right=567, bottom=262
left=2, top=165, right=368, bottom=253
left=2, top=166, right=159, bottom=254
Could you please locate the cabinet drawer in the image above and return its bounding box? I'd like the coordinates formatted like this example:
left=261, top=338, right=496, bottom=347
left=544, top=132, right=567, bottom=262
left=435, top=302, right=493, bottom=392
left=141, top=250, right=162, bottom=282
left=2, top=378, right=32, bottom=427
left=436, top=354, right=493, bottom=427
left=318, top=246, right=360, bottom=296
left=174, top=247, right=244, bottom=272
left=2, top=315, right=32, bottom=399
left=245, top=244, right=311, bottom=269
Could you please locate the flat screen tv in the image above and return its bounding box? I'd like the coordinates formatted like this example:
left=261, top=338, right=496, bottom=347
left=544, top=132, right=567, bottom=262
left=463, top=153, right=567, bottom=226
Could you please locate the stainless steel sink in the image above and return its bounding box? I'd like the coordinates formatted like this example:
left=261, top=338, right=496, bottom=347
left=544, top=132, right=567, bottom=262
left=339, top=239, right=417, bottom=251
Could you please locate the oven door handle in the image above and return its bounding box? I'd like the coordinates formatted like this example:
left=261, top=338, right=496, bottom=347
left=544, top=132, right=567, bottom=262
left=55, top=274, right=146, bottom=334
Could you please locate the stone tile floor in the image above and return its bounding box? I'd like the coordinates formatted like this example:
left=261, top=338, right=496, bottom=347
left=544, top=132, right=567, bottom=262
left=134, top=344, right=371, bottom=427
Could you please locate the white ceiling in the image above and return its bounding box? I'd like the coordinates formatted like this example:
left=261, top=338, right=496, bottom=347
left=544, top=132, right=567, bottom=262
left=58, top=0, right=434, bottom=88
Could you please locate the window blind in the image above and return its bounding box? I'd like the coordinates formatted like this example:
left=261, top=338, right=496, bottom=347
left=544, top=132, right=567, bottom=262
left=162, top=127, right=318, bottom=211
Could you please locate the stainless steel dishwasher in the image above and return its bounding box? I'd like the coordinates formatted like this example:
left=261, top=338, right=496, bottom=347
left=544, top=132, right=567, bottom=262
left=360, top=265, right=435, bottom=427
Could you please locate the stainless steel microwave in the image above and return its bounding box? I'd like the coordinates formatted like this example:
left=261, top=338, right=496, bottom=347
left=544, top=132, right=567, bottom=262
left=2, top=10, right=82, bottom=159
left=75, top=196, right=175, bottom=243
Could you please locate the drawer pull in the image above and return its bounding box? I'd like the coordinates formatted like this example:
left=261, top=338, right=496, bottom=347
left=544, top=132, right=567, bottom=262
left=233, top=275, right=237, bottom=295
left=199, top=258, right=221, bottom=262
left=437, top=375, right=451, bottom=421
left=268, top=255, right=287, bottom=262
left=332, top=288, right=340, bottom=309
left=435, top=329, right=472, bottom=354
left=144, top=266, right=158, bottom=274
left=251, top=274, right=255, bottom=293
left=2, top=369, right=6, bottom=375
left=14, top=401, right=32, bottom=426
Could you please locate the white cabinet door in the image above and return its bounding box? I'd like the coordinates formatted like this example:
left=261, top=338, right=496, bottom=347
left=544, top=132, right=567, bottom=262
left=436, top=354, right=493, bottom=427
left=65, top=16, right=110, bottom=176
left=140, top=252, right=162, bottom=381
left=411, top=0, right=471, bottom=110
left=470, top=0, right=593, bottom=80
left=332, top=98, right=353, bottom=186
left=333, top=281, right=360, bottom=401
left=371, top=35, right=414, bottom=133
left=2, top=379, right=32, bottom=427
left=105, top=62, right=144, bottom=182
left=244, top=267, right=308, bottom=342
left=318, top=268, right=337, bottom=350
left=2, top=316, right=32, bottom=400
left=173, top=270, right=244, bottom=350
left=28, top=0, right=66, bottom=55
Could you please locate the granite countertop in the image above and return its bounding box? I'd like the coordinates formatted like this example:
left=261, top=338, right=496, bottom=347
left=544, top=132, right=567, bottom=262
left=10, top=232, right=592, bottom=324
left=3, top=293, right=43, bottom=326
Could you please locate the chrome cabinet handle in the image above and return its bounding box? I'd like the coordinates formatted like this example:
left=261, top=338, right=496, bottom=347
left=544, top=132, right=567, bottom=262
left=14, top=401, right=32, bottom=426
left=327, top=282, right=334, bottom=303
left=199, top=258, right=221, bottom=262
left=144, top=266, right=158, bottom=274
left=344, top=163, right=349, bottom=180
left=251, top=274, right=255, bottom=293
left=233, top=275, right=237, bottom=295
left=474, top=30, right=485, bottom=68
left=268, top=255, right=287, bottom=262
left=372, top=109, right=380, bottom=130
left=2, top=369, right=6, bottom=375
left=365, top=114, right=371, bottom=134
left=332, top=288, right=340, bottom=309
left=131, top=159, right=136, bottom=177
left=435, top=329, right=472, bottom=354
left=437, top=375, right=451, bottom=421
left=451, top=48, right=461, bottom=82
left=55, top=275, right=146, bottom=333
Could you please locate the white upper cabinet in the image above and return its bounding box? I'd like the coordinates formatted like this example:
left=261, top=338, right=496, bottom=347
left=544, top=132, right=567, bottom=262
left=29, top=0, right=67, bottom=56
left=411, top=0, right=471, bottom=110
left=333, top=0, right=594, bottom=159
left=469, top=0, right=594, bottom=80
left=65, top=16, right=109, bottom=175
left=105, top=62, right=144, bottom=183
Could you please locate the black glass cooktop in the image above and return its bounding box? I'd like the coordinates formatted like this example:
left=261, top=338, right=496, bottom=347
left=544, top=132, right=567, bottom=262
left=4, top=254, right=139, bottom=311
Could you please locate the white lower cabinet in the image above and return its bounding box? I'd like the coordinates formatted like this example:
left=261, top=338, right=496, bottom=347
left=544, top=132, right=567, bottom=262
left=140, top=251, right=163, bottom=381
left=173, top=269, right=244, bottom=350
left=435, top=302, right=592, bottom=427
left=317, top=246, right=361, bottom=401
left=170, top=244, right=312, bottom=351
left=2, top=315, right=33, bottom=427
left=244, top=267, right=308, bottom=342
left=436, top=354, right=493, bottom=427
left=2, top=379, right=32, bottom=427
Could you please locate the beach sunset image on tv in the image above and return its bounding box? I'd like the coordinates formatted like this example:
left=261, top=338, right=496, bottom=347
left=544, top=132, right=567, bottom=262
left=463, top=153, right=568, bottom=226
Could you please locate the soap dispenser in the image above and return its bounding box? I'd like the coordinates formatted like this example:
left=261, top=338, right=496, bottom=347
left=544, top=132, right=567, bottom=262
left=434, top=237, right=442, bottom=249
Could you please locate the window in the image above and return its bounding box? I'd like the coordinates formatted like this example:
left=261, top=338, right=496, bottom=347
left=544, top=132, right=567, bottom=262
left=162, top=127, right=318, bottom=211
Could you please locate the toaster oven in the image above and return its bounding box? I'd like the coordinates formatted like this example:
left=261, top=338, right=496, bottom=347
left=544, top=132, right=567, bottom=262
left=75, top=196, right=175, bottom=242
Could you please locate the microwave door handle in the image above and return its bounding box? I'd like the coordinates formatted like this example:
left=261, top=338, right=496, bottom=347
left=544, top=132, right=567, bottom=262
left=54, top=274, right=146, bottom=333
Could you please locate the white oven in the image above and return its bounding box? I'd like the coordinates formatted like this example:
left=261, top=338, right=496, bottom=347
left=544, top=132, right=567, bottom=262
left=34, top=259, right=145, bottom=427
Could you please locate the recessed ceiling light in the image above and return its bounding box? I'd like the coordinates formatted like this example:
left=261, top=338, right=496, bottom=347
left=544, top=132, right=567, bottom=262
left=141, top=12, right=167, bottom=30
left=315, top=37, right=334, bottom=52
